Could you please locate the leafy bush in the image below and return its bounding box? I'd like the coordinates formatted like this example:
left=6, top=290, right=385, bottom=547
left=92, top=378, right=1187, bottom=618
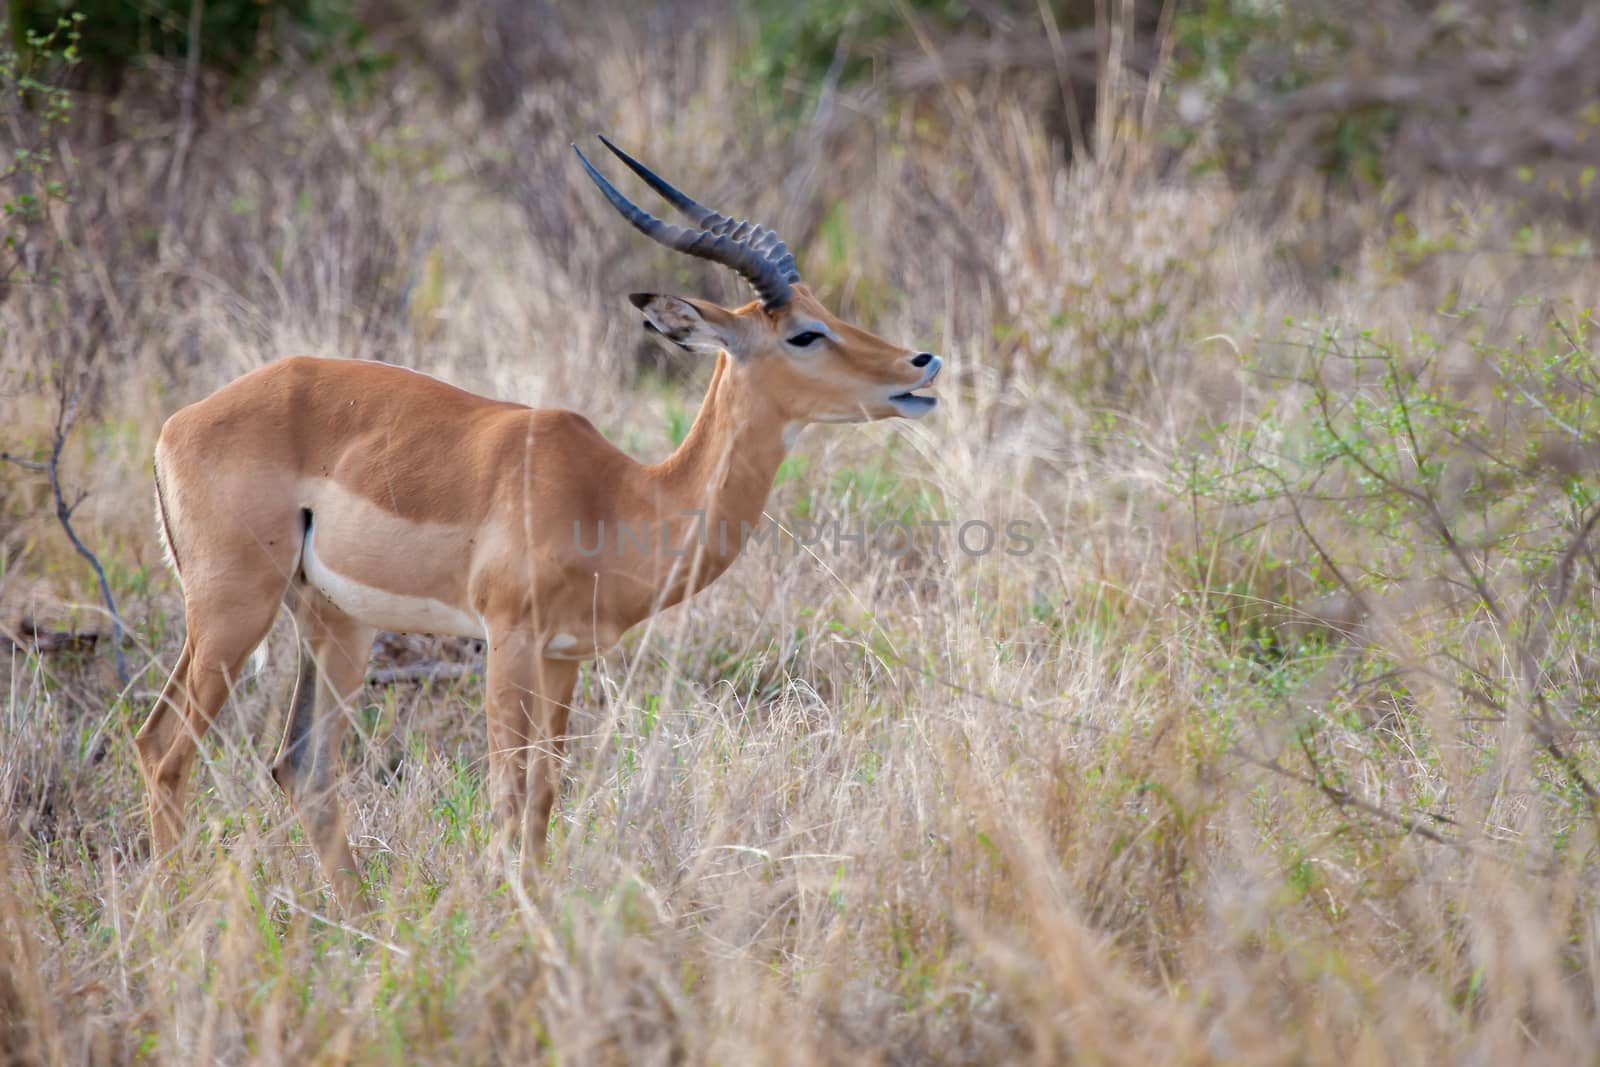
left=7, top=0, right=378, bottom=90
left=1190, top=305, right=1600, bottom=832
left=743, top=0, right=1119, bottom=101
left=1178, top=0, right=1600, bottom=202
left=0, top=10, right=77, bottom=292
left=746, top=0, right=1600, bottom=208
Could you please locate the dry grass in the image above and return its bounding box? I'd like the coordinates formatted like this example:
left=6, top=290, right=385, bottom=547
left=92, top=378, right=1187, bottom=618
left=3, top=10, right=1600, bottom=1064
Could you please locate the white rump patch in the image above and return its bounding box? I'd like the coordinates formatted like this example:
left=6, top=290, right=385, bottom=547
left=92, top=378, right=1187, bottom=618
left=153, top=485, right=184, bottom=594
left=303, top=531, right=485, bottom=638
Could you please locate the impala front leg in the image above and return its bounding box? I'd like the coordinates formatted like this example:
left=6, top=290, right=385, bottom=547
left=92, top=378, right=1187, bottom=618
left=484, top=628, right=579, bottom=863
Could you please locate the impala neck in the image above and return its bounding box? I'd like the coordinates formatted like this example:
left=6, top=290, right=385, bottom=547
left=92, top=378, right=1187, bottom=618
left=639, top=351, right=790, bottom=600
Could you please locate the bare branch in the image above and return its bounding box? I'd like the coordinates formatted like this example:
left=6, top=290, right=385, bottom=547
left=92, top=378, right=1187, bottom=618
left=25, top=374, right=131, bottom=685
left=0, top=451, right=48, bottom=473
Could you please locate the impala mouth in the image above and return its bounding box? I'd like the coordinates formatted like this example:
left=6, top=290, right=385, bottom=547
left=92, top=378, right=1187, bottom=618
left=887, top=359, right=942, bottom=418
left=888, top=390, right=939, bottom=418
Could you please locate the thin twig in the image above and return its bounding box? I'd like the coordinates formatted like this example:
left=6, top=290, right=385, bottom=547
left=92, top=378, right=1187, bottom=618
left=269, top=891, right=408, bottom=957
left=0, top=452, right=47, bottom=472
left=22, top=381, right=131, bottom=684
left=1232, top=744, right=1460, bottom=846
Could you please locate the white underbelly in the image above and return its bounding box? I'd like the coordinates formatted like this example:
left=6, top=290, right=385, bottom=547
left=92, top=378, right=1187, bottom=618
left=302, top=529, right=485, bottom=638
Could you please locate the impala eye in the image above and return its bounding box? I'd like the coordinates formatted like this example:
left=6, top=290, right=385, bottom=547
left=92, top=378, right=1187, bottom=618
left=787, top=331, right=824, bottom=348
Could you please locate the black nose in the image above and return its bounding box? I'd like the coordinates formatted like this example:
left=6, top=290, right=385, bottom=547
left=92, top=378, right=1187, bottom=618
left=910, top=352, right=935, bottom=367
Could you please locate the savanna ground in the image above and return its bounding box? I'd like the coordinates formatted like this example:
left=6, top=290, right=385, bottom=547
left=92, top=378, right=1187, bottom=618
left=4, top=2, right=1600, bottom=1063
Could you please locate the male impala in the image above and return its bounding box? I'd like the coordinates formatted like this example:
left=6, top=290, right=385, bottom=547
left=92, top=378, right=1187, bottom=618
left=133, top=136, right=942, bottom=905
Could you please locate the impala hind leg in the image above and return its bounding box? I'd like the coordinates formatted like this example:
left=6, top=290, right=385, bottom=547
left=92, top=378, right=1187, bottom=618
left=134, top=590, right=283, bottom=858
left=485, top=633, right=580, bottom=862
left=271, top=584, right=376, bottom=909
left=134, top=638, right=194, bottom=851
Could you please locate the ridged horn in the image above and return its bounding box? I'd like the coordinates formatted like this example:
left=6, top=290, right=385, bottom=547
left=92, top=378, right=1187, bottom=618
left=574, top=137, right=800, bottom=309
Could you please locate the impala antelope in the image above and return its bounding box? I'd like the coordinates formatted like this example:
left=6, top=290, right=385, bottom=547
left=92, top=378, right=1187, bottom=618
left=134, top=136, right=943, bottom=906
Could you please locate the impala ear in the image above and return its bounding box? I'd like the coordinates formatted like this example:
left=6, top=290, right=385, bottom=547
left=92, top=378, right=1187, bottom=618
left=629, top=293, right=736, bottom=355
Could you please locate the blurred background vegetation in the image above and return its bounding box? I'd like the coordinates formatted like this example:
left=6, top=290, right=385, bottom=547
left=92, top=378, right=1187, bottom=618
left=11, top=0, right=1600, bottom=186
left=5, top=0, right=1596, bottom=311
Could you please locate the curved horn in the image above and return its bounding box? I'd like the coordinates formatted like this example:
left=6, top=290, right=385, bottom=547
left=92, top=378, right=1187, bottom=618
left=574, top=138, right=799, bottom=308
left=597, top=134, right=726, bottom=229
left=599, top=135, right=802, bottom=287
